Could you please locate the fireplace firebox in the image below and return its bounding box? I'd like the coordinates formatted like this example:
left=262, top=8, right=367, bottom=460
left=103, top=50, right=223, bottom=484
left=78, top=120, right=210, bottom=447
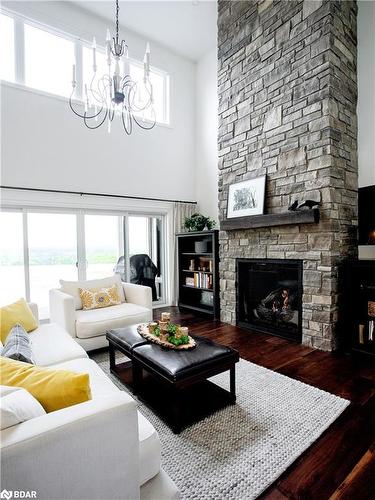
left=236, top=259, right=303, bottom=342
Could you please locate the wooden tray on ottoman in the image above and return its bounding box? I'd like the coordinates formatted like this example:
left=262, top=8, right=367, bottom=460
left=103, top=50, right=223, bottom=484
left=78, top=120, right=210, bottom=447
left=137, top=323, right=196, bottom=350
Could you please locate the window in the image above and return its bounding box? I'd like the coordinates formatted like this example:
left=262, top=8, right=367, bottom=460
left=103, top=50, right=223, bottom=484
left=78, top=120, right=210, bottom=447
left=0, top=212, right=25, bottom=304
left=128, top=216, right=150, bottom=256
left=1, top=10, right=170, bottom=125
left=24, top=23, right=75, bottom=97
left=82, top=45, right=109, bottom=91
left=0, top=208, right=167, bottom=317
left=85, top=215, right=123, bottom=280
left=129, top=62, right=169, bottom=124
left=128, top=215, right=164, bottom=301
left=28, top=213, right=78, bottom=319
left=0, top=13, right=15, bottom=82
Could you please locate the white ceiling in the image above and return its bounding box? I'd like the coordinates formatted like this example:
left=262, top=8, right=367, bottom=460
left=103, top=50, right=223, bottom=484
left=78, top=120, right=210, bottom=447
left=73, top=0, right=217, bottom=61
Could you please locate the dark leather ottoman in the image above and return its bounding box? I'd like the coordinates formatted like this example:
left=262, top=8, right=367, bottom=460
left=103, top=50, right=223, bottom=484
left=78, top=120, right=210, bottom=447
left=107, top=325, right=147, bottom=360
left=106, top=325, right=239, bottom=433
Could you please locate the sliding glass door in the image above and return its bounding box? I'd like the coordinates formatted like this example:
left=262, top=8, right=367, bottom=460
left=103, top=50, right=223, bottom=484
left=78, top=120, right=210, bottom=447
left=85, top=215, right=123, bottom=280
left=127, top=215, right=164, bottom=302
left=28, top=213, right=78, bottom=319
left=0, top=212, right=26, bottom=304
left=0, top=208, right=167, bottom=318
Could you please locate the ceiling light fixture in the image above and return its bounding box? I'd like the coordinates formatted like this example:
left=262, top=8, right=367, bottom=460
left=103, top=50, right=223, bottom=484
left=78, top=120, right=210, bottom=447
left=69, top=0, right=155, bottom=135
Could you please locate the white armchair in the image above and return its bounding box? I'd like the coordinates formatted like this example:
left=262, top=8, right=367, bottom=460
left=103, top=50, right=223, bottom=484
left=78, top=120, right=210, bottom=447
left=50, top=277, right=152, bottom=351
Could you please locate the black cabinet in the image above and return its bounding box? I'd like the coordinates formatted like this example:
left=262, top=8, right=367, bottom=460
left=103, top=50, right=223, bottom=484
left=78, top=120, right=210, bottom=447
left=177, top=230, right=220, bottom=319
left=343, top=260, right=375, bottom=357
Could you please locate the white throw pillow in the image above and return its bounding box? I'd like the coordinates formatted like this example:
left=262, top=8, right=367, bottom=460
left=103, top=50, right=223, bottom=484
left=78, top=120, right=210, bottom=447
left=60, top=275, right=125, bottom=310
left=0, top=385, right=46, bottom=430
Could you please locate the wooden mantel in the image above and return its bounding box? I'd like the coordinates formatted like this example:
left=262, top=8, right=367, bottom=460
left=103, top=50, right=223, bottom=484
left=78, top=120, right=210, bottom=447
left=220, top=208, right=320, bottom=231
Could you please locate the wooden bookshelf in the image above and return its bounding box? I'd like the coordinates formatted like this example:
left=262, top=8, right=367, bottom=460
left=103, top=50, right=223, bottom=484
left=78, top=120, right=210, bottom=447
left=176, top=230, right=220, bottom=319
left=342, top=260, right=375, bottom=358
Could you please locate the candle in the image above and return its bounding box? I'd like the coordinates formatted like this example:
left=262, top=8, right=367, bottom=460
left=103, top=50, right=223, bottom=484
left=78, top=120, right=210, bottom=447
left=179, top=327, right=189, bottom=336
left=161, top=312, right=170, bottom=322
left=92, top=37, right=97, bottom=70
left=106, top=28, right=112, bottom=64
left=145, top=42, right=150, bottom=71
left=72, top=64, right=76, bottom=84
left=143, top=57, right=148, bottom=81
left=84, top=84, right=88, bottom=112
left=159, top=320, right=168, bottom=331
left=149, top=322, right=158, bottom=333
left=124, top=46, right=129, bottom=76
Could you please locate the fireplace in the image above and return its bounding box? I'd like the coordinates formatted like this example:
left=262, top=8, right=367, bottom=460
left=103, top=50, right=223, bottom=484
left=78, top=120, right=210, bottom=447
left=236, top=259, right=303, bottom=342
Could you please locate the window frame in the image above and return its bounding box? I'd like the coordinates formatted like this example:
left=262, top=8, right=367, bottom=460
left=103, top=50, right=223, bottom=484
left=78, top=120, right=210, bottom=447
left=0, top=12, right=16, bottom=83
left=0, top=8, right=171, bottom=127
left=0, top=206, right=168, bottom=318
left=128, top=59, right=170, bottom=126
left=23, top=20, right=76, bottom=99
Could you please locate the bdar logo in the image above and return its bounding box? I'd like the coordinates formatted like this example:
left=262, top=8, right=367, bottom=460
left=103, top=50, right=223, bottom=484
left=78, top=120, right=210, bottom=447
left=0, top=490, right=13, bottom=500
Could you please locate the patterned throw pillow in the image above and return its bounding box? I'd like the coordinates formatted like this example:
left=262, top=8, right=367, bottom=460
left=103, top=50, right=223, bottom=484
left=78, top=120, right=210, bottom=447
left=79, top=284, right=121, bottom=311
left=2, top=323, right=34, bottom=364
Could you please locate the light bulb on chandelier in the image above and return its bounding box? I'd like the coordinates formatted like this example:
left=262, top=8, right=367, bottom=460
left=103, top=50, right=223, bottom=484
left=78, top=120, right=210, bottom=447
left=69, top=0, right=156, bottom=135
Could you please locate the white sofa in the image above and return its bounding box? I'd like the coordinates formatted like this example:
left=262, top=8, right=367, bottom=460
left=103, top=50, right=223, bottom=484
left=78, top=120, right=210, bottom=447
left=50, top=276, right=153, bottom=351
left=0, top=303, right=179, bottom=500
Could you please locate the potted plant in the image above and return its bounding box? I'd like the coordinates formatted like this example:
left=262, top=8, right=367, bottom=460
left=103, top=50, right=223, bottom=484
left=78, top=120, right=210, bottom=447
left=184, top=213, right=216, bottom=232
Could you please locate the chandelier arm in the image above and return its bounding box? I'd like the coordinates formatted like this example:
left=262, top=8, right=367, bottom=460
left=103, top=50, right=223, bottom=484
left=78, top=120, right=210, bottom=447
left=108, top=105, right=116, bottom=122
left=127, top=81, right=153, bottom=113
left=84, top=107, right=108, bottom=129
left=69, top=92, right=104, bottom=120
left=121, top=107, right=133, bottom=135
left=95, top=76, right=112, bottom=106
left=132, top=112, right=156, bottom=130
left=89, top=74, right=107, bottom=104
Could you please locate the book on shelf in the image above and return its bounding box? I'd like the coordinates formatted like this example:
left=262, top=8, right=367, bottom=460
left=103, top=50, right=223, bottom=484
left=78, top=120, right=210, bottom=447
left=185, top=272, right=213, bottom=289
left=185, top=277, right=195, bottom=287
left=369, top=320, right=374, bottom=341
left=358, top=320, right=375, bottom=344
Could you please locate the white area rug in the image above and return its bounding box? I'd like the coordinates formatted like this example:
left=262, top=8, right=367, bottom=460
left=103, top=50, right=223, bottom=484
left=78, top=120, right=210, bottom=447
left=93, top=353, right=349, bottom=500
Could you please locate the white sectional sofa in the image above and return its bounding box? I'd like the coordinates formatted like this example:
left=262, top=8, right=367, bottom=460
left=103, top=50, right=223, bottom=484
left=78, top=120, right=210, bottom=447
left=1, top=303, right=179, bottom=500
left=50, top=276, right=153, bottom=351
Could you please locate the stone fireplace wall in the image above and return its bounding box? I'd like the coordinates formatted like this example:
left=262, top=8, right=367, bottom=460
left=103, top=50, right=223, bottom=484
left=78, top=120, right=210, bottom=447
left=218, top=0, right=358, bottom=350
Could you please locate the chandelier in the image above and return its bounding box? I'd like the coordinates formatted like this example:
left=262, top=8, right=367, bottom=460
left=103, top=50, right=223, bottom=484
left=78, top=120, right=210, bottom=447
left=69, top=0, right=156, bottom=134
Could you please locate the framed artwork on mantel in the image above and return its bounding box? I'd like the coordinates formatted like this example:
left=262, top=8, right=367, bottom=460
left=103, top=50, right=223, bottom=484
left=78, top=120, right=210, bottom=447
left=227, top=175, right=266, bottom=218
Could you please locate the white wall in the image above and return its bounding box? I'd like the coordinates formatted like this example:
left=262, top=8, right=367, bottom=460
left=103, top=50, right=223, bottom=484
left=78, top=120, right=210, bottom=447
left=195, top=48, right=218, bottom=221
left=1, top=1, right=196, bottom=202
left=358, top=0, right=375, bottom=188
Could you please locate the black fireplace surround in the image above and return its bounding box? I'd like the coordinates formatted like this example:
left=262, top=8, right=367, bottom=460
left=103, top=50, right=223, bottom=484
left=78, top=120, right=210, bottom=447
left=236, top=259, right=303, bottom=342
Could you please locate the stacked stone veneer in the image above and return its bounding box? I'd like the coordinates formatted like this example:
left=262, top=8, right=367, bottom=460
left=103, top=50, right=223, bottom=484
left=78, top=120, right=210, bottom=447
left=218, top=0, right=358, bottom=350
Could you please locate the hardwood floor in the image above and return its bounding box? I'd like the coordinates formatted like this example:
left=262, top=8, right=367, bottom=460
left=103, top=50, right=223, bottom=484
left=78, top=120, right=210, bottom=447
left=153, top=307, right=375, bottom=500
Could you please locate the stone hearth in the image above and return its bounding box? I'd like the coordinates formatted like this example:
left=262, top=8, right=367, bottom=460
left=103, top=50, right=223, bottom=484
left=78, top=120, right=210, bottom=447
left=218, top=0, right=358, bottom=350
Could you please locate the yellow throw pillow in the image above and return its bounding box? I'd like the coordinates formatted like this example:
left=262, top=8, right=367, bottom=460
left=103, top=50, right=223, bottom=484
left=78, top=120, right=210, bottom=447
left=79, top=284, right=121, bottom=311
left=0, top=298, right=38, bottom=344
left=0, top=357, right=91, bottom=413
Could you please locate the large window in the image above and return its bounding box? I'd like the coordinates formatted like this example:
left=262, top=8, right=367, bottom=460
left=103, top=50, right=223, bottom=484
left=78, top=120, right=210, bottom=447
left=128, top=216, right=150, bottom=256
left=1, top=9, right=170, bottom=125
left=0, top=212, right=25, bottom=304
left=28, top=213, right=78, bottom=318
left=0, top=13, right=15, bottom=82
left=85, top=215, right=122, bottom=280
left=0, top=209, right=167, bottom=318
left=24, top=24, right=75, bottom=97
left=129, top=62, right=169, bottom=124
